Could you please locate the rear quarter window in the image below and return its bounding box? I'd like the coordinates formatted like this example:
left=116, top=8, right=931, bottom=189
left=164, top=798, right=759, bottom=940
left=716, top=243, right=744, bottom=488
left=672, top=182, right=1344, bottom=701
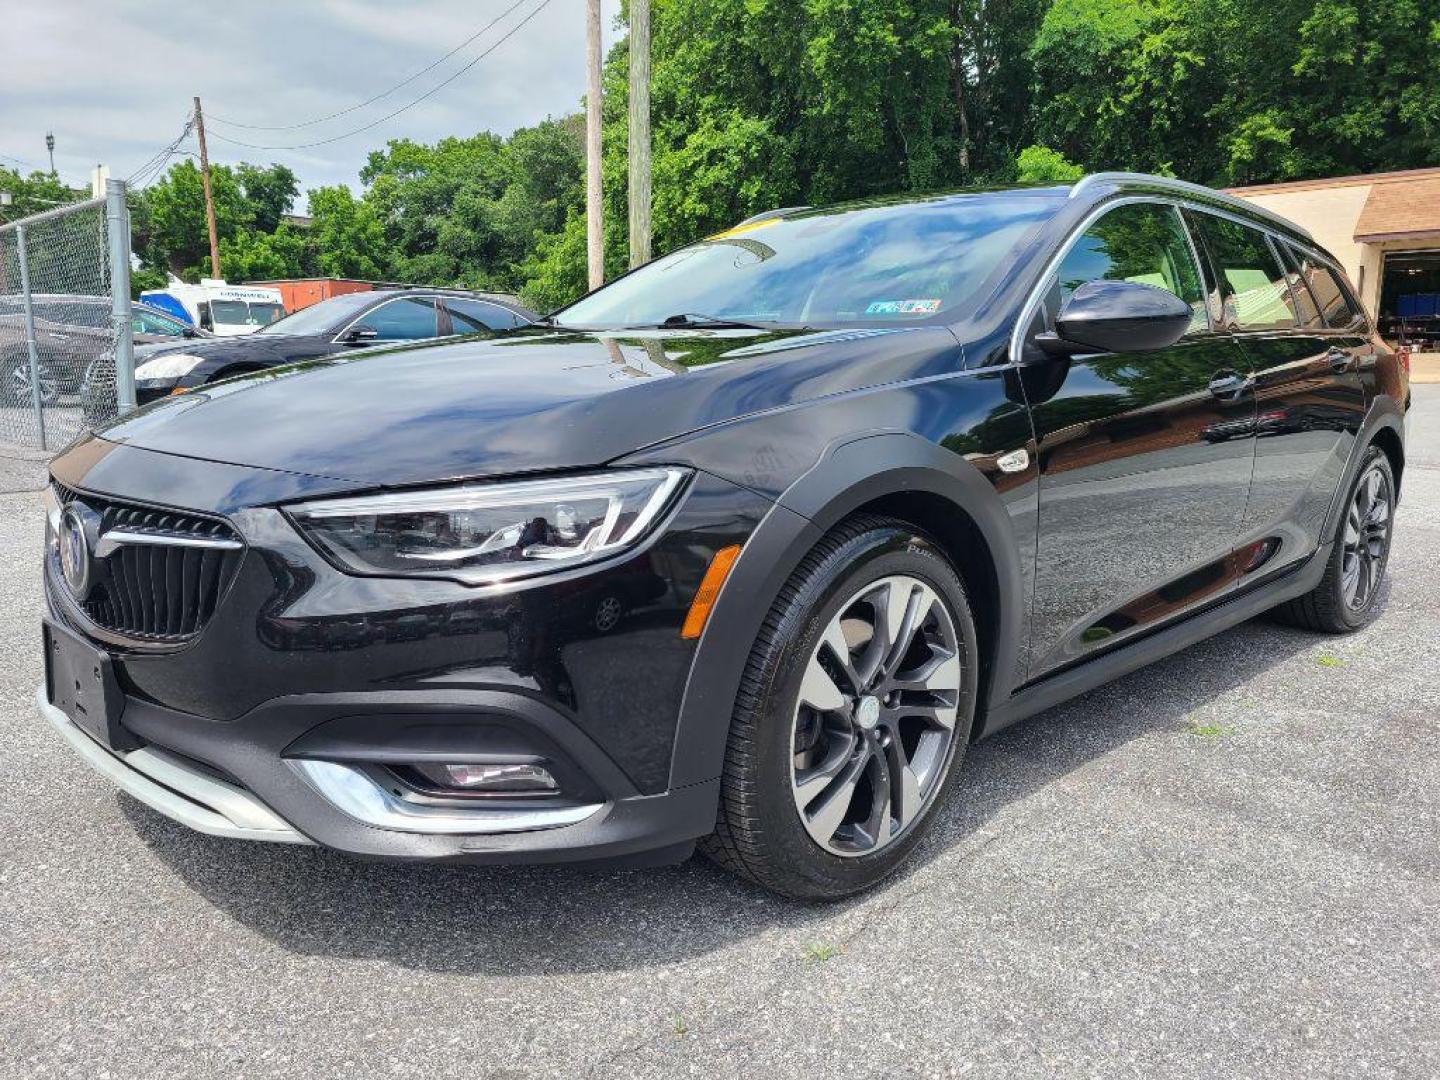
left=1285, top=244, right=1362, bottom=330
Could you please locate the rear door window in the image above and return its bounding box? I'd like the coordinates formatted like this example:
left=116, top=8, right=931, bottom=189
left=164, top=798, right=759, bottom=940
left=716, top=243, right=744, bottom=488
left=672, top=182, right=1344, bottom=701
left=446, top=298, right=519, bottom=332
left=1189, top=213, right=1298, bottom=331
left=1273, top=244, right=1324, bottom=329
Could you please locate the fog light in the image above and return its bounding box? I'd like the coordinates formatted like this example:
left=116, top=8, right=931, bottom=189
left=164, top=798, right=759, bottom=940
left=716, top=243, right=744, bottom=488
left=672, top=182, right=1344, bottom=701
left=413, top=761, right=558, bottom=793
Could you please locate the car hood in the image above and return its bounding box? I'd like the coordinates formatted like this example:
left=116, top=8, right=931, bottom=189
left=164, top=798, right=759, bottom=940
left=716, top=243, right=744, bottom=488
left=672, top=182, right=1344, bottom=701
left=95, top=326, right=962, bottom=492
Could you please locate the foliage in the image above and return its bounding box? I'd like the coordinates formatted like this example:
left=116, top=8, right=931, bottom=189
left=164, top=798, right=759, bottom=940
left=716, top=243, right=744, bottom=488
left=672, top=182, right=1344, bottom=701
left=304, top=187, right=387, bottom=279
left=24, top=0, right=1429, bottom=314
left=0, top=168, right=88, bottom=222
left=1015, top=145, right=1085, bottom=182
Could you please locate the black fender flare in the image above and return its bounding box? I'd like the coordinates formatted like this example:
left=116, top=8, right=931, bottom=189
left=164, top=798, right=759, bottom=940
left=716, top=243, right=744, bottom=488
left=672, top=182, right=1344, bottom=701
left=667, top=431, right=1028, bottom=790
left=1321, top=394, right=1407, bottom=540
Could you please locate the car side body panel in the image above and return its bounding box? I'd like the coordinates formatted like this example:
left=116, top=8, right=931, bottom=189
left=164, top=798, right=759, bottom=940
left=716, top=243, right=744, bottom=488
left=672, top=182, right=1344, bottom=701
left=619, top=372, right=1040, bottom=787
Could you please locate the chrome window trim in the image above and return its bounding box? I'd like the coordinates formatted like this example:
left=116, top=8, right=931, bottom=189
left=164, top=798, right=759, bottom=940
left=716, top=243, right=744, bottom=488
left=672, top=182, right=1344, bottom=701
left=1068, top=173, right=1315, bottom=241
left=1006, top=195, right=1209, bottom=367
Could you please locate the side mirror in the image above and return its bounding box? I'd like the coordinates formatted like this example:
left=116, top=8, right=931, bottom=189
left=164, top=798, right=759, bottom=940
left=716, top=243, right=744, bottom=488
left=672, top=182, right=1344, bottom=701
left=183, top=326, right=198, bottom=338
left=1037, top=279, right=1193, bottom=357
left=345, top=325, right=380, bottom=344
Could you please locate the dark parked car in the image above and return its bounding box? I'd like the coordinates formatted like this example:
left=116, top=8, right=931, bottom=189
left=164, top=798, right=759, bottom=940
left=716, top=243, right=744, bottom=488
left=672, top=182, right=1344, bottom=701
left=38, top=174, right=1408, bottom=900
left=130, top=288, right=538, bottom=404
left=0, top=295, right=205, bottom=405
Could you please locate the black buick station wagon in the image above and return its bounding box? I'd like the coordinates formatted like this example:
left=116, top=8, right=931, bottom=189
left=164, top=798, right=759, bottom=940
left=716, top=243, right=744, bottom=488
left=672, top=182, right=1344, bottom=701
left=39, top=174, right=1408, bottom=900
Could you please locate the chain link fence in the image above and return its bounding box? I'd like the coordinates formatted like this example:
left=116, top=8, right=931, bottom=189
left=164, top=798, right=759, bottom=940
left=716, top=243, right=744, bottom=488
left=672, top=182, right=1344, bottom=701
left=0, top=180, right=135, bottom=451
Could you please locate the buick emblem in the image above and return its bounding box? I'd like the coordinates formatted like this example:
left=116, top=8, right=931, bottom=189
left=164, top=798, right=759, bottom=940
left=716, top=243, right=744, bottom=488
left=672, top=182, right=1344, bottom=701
left=59, top=504, right=91, bottom=598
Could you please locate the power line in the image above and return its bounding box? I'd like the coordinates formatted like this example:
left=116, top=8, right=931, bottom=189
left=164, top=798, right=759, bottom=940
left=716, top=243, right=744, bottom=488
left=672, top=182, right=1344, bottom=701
left=208, top=0, right=534, bottom=132
left=0, top=151, right=43, bottom=171
left=206, top=0, right=555, bottom=152
left=125, top=115, right=196, bottom=189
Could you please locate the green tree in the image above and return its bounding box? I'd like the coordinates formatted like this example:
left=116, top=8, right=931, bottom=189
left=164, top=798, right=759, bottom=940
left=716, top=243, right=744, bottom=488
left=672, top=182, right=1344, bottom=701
left=0, top=167, right=88, bottom=222
left=139, top=159, right=298, bottom=279
left=303, top=186, right=387, bottom=279
left=214, top=222, right=306, bottom=281
left=1015, top=145, right=1084, bottom=182
left=235, top=163, right=299, bottom=233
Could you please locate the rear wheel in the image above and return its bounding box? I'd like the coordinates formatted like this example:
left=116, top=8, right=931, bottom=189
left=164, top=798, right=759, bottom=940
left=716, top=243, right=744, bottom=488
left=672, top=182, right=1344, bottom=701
left=700, top=516, right=979, bottom=900
left=1272, top=445, right=1395, bottom=633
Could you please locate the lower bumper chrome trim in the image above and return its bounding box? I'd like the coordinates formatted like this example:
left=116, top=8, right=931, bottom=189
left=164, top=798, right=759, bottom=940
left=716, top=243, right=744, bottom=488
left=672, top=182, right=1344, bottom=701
left=291, top=759, right=604, bottom=835
left=35, top=687, right=312, bottom=845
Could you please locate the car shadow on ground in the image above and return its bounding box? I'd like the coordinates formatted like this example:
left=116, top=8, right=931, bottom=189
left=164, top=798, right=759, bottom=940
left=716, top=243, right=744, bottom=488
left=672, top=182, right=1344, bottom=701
left=125, top=607, right=1345, bottom=976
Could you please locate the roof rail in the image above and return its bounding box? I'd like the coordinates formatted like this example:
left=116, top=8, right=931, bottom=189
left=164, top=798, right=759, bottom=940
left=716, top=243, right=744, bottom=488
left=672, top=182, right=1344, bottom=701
left=736, top=206, right=809, bottom=226
left=1069, top=172, right=1313, bottom=241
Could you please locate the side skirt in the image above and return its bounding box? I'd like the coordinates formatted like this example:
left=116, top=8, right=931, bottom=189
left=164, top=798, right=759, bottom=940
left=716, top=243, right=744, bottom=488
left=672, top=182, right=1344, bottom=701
left=978, top=541, right=1331, bottom=739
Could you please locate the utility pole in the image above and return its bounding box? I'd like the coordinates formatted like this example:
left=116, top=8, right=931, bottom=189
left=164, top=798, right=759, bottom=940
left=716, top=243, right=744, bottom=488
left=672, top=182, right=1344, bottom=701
left=584, top=0, right=604, bottom=290
left=192, top=96, right=222, bottom=279
left=45, top=132, right=55, bottom=177
left=627, top=0, right=652, bottom=268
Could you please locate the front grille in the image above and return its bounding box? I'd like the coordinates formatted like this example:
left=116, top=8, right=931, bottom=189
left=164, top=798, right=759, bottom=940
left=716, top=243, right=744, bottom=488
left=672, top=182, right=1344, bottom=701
left=54, top=485, right=244, bottom=644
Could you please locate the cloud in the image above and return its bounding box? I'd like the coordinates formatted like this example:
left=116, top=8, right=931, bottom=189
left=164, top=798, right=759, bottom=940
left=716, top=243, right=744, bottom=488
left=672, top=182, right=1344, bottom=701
left=0, top=0, right=623, bottom=201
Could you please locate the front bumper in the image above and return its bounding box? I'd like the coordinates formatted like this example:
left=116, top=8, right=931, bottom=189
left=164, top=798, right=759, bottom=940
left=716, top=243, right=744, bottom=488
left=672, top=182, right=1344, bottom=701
left=37, top=684, right=721, bottom=863
left=36, top=686, right=310, bottom=844
left=41, top=440, right=767, bottom=864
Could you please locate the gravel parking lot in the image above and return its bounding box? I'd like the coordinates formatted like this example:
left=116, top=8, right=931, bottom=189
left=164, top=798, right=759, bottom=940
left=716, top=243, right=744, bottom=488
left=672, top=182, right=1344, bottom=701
left=2, top=389, right=1437, bottom=1080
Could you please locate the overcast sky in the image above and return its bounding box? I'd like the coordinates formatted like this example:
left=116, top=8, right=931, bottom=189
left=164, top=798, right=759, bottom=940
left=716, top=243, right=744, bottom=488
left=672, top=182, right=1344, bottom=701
left=0, top=0, right=623, bottom=207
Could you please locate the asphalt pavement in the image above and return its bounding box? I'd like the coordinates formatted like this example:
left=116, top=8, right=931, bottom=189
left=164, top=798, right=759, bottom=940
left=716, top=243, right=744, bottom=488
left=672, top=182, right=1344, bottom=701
left=2, top=390, right=1437, bottom=1079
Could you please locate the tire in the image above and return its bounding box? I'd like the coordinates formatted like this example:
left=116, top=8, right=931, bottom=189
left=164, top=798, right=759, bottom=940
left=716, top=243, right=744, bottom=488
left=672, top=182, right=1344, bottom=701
left=10, top=361, right=60, bottom=407
left=699, top=515, right=980, bottom=900
left=1271, top=444, right=1395, bottom=633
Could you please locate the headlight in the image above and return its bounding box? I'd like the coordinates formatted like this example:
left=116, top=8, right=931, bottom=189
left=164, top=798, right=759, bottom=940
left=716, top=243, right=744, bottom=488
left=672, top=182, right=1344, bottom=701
left=134, top=353, right=204, bottom=381
left=287, top=468, right=690, bottom=585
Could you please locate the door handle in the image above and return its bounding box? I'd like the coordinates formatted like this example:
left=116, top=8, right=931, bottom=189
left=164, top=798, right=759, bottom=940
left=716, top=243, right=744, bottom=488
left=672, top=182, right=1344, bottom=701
left=1327, top=348, right=1351, bottom=373
left=1208, top=371, right=1250, bottom=399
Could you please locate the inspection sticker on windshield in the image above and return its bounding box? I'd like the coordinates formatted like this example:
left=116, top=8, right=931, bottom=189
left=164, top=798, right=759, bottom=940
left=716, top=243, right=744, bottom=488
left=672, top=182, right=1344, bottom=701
left=865, top=299, right=941, bottom=315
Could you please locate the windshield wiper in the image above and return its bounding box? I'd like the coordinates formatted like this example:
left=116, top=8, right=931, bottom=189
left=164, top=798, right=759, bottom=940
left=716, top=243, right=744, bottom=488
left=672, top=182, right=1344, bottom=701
left=657, top=312, right=767, bottom=330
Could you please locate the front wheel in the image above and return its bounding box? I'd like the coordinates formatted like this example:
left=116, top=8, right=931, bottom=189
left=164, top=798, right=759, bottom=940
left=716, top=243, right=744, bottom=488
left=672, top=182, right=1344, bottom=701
left=700, top=516, right=979, bottom=900
left=10, top=361, right=60, bottom=407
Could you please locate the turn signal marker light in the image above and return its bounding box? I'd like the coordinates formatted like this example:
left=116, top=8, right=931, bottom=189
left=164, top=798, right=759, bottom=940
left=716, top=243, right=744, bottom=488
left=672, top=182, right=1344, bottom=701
left=681, top=544, right=742, bottom=640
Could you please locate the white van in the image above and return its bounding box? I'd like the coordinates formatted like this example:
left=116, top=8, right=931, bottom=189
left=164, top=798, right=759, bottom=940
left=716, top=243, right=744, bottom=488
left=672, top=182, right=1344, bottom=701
left=139, top=277, right=286, bottom=337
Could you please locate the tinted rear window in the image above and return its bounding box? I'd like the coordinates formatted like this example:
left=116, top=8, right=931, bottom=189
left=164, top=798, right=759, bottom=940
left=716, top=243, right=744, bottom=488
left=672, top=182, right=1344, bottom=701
left=1284, top=243, right=1360, bottom=330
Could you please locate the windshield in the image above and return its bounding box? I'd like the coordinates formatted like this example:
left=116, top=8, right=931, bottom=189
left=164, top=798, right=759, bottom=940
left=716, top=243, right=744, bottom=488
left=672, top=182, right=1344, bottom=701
left=257, top=292, right=377, bottom=336
left=209, top=300, right=254, bottom=326
left=556, top=192, right=1061, bottom=330
left=250, top=302, right=287, bottom=326
left=208, top=299, right=286, bottom=328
